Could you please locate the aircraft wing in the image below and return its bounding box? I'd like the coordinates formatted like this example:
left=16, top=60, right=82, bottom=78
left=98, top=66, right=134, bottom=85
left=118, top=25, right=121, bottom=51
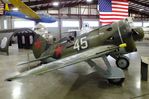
left=17, top=54, right=53, bottom=66
left=6, top=45, right=122, bottom=81
left=9, top=0, right=40, bottom=19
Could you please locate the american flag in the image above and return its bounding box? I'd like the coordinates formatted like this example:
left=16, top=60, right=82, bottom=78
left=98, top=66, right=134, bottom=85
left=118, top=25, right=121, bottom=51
left=99, top=0, right=128, bottom=26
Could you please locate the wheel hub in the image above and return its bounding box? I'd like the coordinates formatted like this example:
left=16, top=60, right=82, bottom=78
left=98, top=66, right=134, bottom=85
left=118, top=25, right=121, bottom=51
left=117, top=59, right=128, bottom=68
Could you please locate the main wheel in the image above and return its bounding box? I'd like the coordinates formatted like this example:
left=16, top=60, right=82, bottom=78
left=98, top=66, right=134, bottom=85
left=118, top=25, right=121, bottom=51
left=116, top=56, right=129, bottom=70
left=108, top=78, right=125, bottom=85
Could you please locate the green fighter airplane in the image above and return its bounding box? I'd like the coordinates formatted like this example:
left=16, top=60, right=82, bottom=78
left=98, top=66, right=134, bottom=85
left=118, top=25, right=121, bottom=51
left=6, top=18, right=144, bottom=85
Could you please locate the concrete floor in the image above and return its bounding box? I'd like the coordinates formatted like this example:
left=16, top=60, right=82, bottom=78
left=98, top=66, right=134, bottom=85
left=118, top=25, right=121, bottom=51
left=0, top=44, right=149, bottom=99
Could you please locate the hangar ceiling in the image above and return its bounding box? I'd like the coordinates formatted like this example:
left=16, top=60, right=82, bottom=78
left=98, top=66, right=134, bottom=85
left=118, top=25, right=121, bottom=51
left=24, top=0, right=98, bottom=10
left=129, top=0, right=149, bottom=16
left=11, top=0, right=149, bottom=17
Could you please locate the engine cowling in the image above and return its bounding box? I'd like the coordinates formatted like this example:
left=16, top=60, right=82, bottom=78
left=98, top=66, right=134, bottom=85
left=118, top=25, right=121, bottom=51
left=132, top=27, right=144, bottom=41
left=112, top=18, right=144, bottom=53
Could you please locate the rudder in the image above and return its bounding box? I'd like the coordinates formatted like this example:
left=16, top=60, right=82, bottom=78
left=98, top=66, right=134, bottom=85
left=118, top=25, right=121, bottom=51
left=32, top=34, right=48, bottom=58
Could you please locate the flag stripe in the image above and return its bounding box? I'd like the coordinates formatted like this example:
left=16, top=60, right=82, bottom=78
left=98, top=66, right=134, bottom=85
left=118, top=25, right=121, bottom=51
left=100, top=22, right=114, bottom=25
left=112, top=8, right=128, bottom=12
left=100, top=12, right=128, bottom=15
left=112, top=7, right=128, bottom=10
left=100, top=16, right=127, bottom=18
left=112, top=5, right=128, bottom=8
left=112, top=10, right=128, bottom=13
left=100, top=18, right=125, bottom=22
left=112, top=3, right=128, bottom=6
left=112, top=1, right=128, bottom=5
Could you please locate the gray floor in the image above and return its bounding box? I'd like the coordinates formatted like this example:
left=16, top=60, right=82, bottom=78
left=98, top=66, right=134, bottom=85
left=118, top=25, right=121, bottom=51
left=0, top=44, right=149, bottom=99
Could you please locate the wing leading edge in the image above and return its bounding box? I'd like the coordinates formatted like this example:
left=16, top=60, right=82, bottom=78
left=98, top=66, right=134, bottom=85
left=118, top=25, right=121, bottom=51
left=9, top=0, right=40, bottom=19
left=6, top=45, right=121, bottom=81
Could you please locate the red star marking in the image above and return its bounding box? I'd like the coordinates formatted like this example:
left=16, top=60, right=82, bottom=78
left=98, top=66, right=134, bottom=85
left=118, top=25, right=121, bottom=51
left=34, top=39, right=41, bottom=49
left=54, top=45, right=64, bottom=58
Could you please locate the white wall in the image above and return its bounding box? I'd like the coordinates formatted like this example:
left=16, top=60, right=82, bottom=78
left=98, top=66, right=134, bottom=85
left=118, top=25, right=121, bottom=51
left=133, top=21, right=149, bottom=27
left=10, top=18, right=99, bottom=34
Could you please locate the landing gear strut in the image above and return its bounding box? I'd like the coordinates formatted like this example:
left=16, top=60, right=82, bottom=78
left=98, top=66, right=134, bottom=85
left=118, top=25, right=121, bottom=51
left=116, top=56, right=129, bottom=70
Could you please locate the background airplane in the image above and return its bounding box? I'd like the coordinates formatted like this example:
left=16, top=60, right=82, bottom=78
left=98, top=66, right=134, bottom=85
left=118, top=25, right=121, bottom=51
left=1, top=0, right=56, bottom=23
left=6, top=18, right=144, bottom=85
left=5, top=11, right=57, bottom=23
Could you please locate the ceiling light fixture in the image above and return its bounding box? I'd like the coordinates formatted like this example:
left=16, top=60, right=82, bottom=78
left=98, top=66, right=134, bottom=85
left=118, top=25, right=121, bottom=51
left=53, top=2, right=59, bottom=7
left=86, top=0, right=93, bottom=3
left=12, top=7, right=19, bottom=11
left=139, top=9, right=144, bottom=11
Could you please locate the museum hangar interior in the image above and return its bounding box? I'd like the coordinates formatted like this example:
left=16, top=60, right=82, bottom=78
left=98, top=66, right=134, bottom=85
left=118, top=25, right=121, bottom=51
left=0, top=0, right=149, bottom=99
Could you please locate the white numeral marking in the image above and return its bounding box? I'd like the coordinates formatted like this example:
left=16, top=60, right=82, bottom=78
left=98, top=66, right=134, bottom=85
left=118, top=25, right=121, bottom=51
left=73, top=39, right=80, bottom=51
left=73, top=37, right=88, bottom=51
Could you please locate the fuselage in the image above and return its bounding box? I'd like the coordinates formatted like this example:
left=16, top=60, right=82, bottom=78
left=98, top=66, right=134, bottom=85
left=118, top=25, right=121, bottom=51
left=32, top=18, right=144, bottom=62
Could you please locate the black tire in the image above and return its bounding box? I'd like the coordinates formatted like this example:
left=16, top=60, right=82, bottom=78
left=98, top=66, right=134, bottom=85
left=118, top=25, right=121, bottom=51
left=108, top=78, right=125, bottom=85
left=116, top=56, right=129, bottom=70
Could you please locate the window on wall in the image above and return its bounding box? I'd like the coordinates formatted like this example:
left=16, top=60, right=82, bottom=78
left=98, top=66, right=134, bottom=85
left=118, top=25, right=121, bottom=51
left=83, top=20, right=99, bottom=27
left=62, top=20, right=80, bottom=27
left=40, top=21, right=58, bottom=27
left=14, top=20, right=35, bottom=28
left=133, top=22, right=142, bottom=27
left=143, top=22, right=149, bottom=27
left=4, top=20, right=7, bottom=29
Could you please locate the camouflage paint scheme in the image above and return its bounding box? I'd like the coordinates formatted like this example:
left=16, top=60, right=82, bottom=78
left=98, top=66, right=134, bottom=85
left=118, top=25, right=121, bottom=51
left=32, top=18, right=144, bottom=63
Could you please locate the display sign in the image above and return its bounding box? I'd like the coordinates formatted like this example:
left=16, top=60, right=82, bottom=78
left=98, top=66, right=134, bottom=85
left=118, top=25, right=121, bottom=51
left=0, top=37, right=7, bottom=49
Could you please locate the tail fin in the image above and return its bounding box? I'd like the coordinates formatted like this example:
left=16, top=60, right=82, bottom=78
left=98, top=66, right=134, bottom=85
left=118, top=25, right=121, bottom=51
left=32, top=34, right=48, bottom=59
left=5, top=4, right=9, bottom=11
